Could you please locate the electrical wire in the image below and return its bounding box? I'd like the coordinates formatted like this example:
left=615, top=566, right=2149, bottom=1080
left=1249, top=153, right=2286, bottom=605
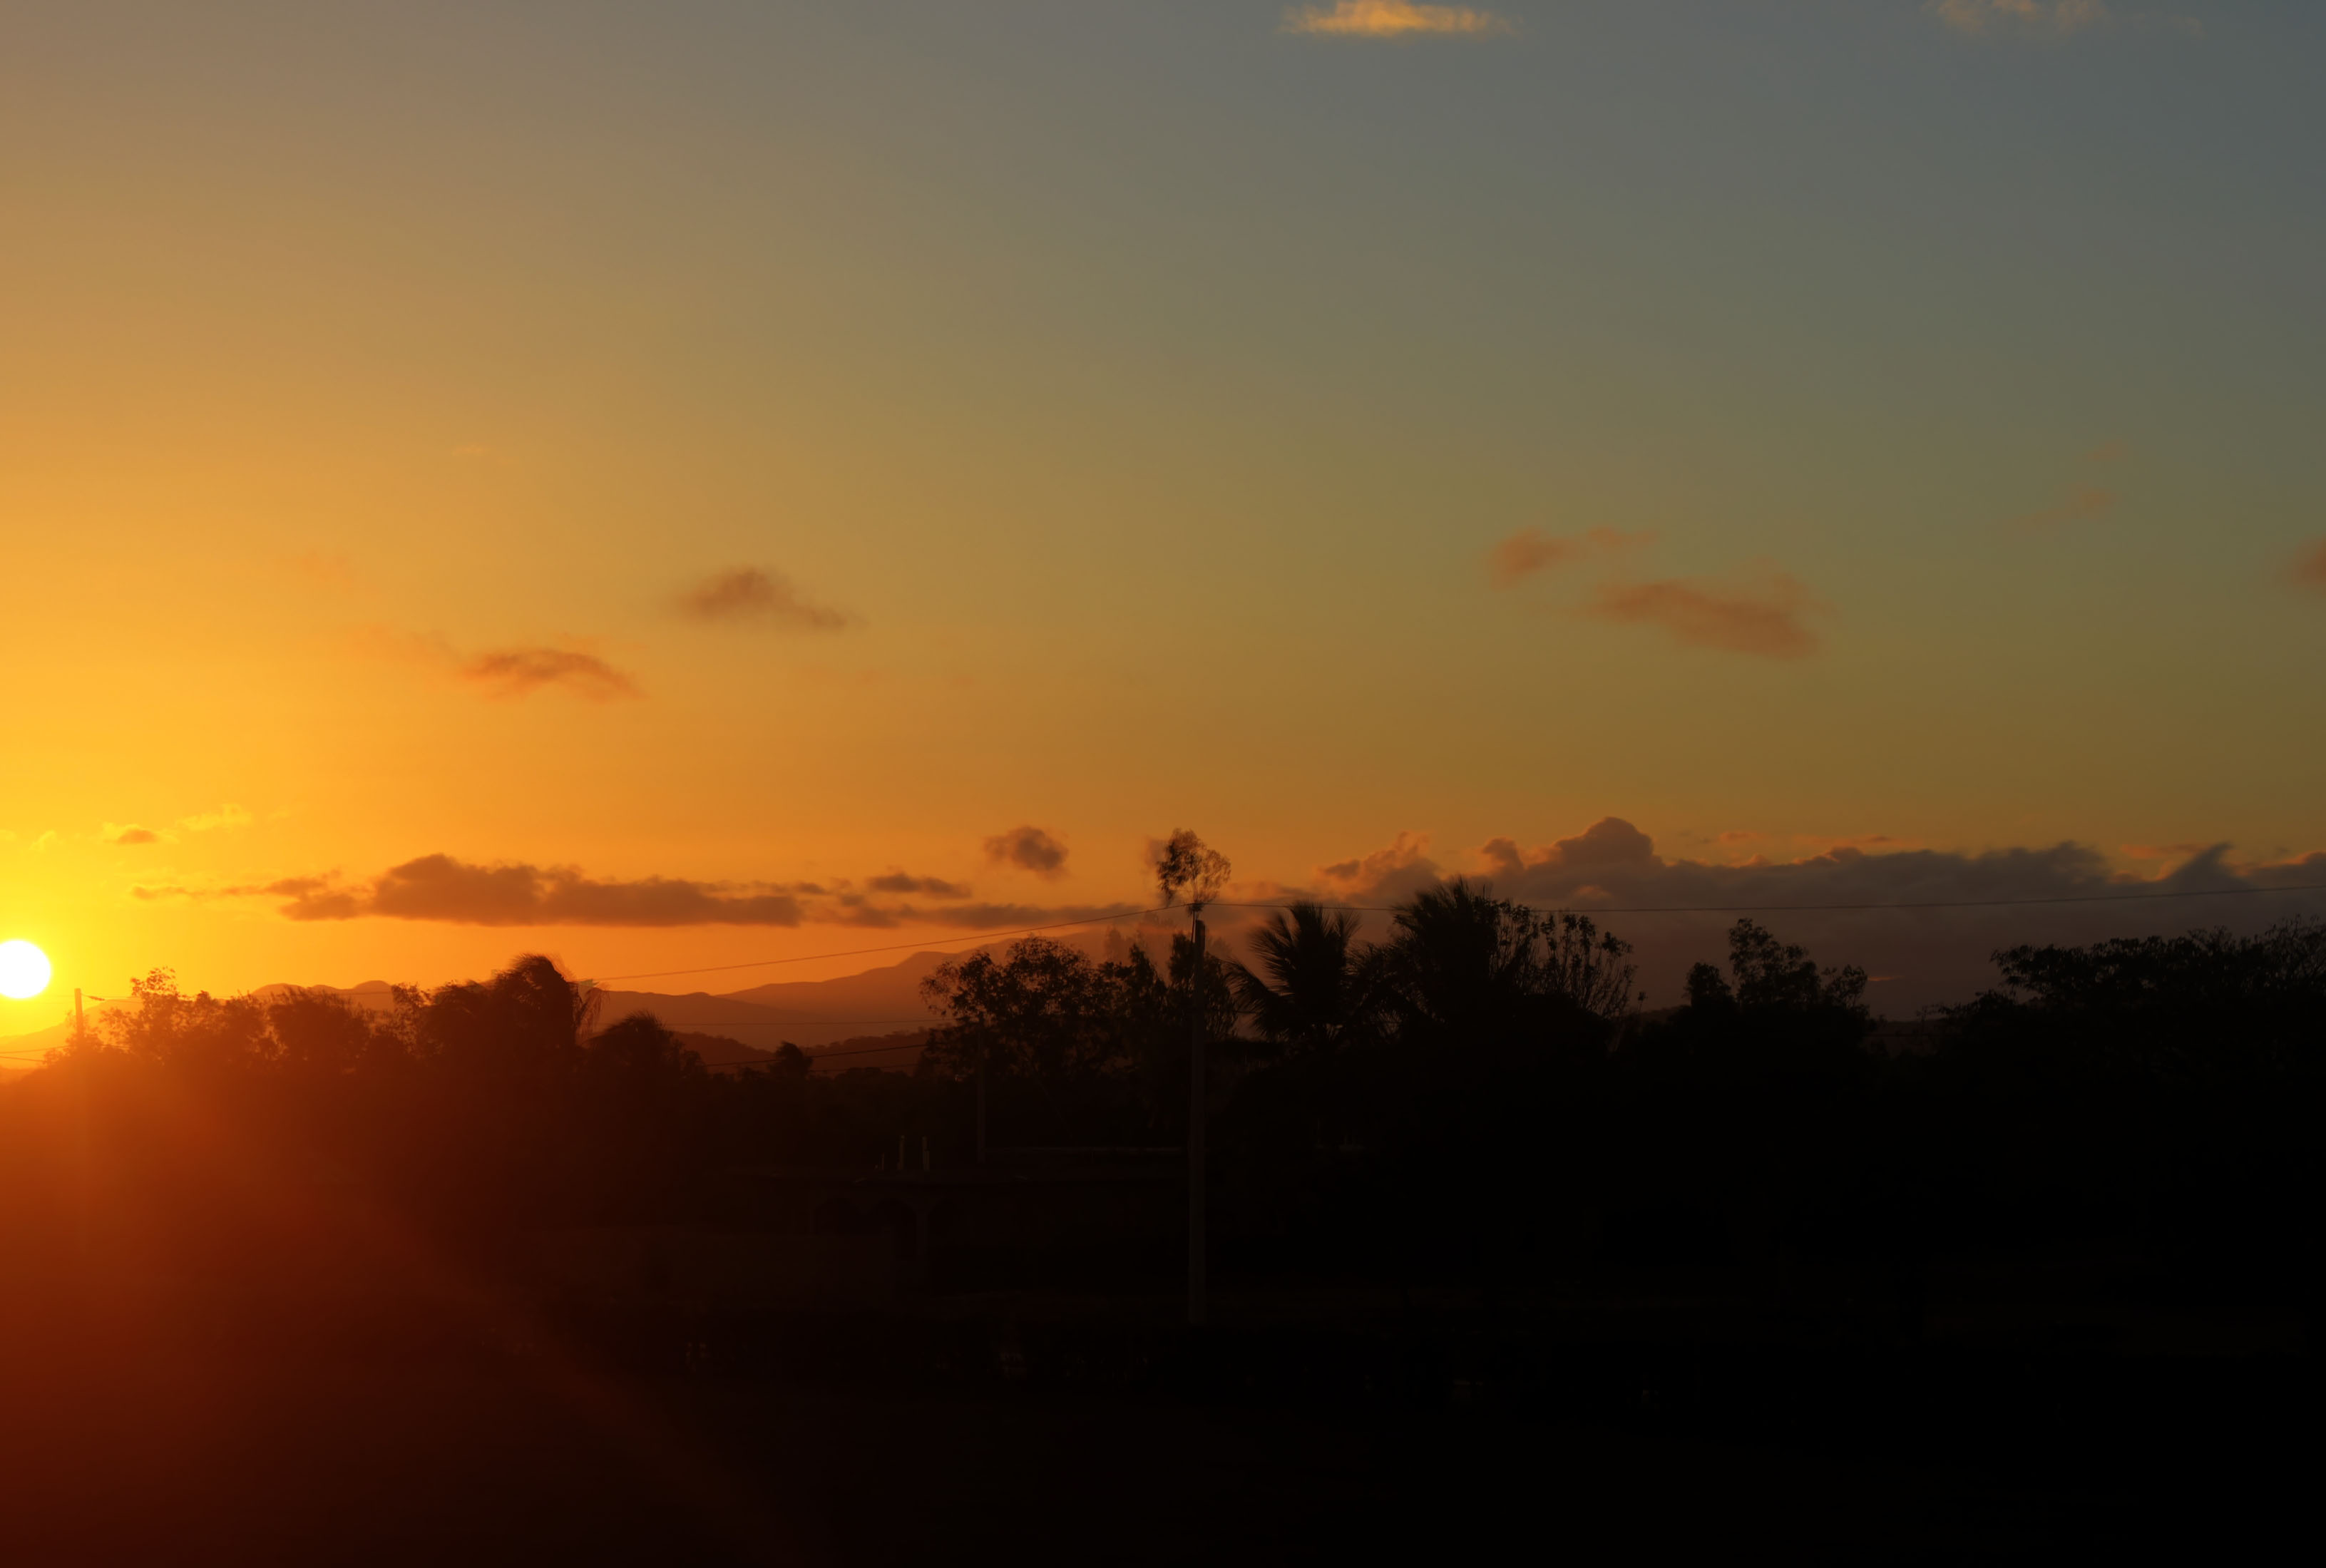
left=24, top=881, right=2322, bottom=1023
left=666, top=1018, right=935, bottom=1028
left=586, top=881, right=2326, bottom=987
left=1212, top=881, right=2326, bottom=918
left=584, top=905, right=1167, bottom=985
left=700, top=1035, right=930, bottom=1071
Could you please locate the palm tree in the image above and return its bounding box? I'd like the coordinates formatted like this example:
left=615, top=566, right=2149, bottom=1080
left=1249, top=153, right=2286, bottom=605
left=1228, top=901, right=1376, bottom=1057
left=1375, top=878, right=1538, bottom=1042
left=1375, top=880, right=1636, bottom=1050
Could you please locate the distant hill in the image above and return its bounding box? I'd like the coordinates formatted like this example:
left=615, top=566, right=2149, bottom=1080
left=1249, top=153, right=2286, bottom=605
left=0, top=954, right=962, bottom=1071
left=0, top=993, right=135, bottom=1070
left=671, top=1027, right=931, bottom=1075
left=801, top=1030, right=930, bottom=1074
left=593, top=950, right=952, bottom=1050
left=718, top=950, right=952, bottom=1011
left=0, top=1020, right=73, bottom=1067
left=670, top=1030, right=777, bottom=1067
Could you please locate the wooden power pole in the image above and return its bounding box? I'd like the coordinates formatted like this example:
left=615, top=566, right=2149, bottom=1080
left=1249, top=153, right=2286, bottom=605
left=1187, top=898, right=1207, bottom=1327
left=1154, top=827, right=1229, bottom=1331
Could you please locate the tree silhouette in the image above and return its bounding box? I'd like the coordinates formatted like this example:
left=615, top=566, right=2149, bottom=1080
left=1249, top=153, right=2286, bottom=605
left=1228, top=901, right=1377, bottom=1059
left=1154, top=829, right=1231, bottom=909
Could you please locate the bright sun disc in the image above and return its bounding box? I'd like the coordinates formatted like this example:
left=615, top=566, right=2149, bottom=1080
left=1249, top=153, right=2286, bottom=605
left=0, top=941, right=52, bottom=1000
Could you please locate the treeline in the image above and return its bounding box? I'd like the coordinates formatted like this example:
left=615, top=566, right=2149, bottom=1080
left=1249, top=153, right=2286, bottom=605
left=3, top=886, right=2322, bottom=1301
left=925, top=888, right=2324, bottom=1294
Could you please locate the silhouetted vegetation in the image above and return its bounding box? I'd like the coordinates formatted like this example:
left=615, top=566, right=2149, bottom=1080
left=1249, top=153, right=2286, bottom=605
left=6, top=895, right=2322, bottom=1558
left=9, top=895, right=2316, bottom=1320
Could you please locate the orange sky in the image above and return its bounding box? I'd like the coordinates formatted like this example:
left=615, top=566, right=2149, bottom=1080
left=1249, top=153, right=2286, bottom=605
left=5, top=2, right=2324, bottom=1033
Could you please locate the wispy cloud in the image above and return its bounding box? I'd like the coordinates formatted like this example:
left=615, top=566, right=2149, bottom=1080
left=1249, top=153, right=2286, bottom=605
left=286, top=551, right=359, bottom=592
left=458, top=647, right=640, bottom=702
left=1486, top=527, right=1645, bottom=588
left=1930, top=0, right=2112, bottom=36
left=1702, top=828, right=1907, bottom=863
left=677, top=567, right=852, bottom=630
left=814, top=899, right=1137, bottom=932
left=161, top=845, right=1125, bottom=931
left=1586, top=572, right=1823, bottom=660
left=2291, top=539, right=2326, bottom=595
left=2007, top=486, right=2116, bottom=533
left=2121, top=841, right=2208, bottom=861
left=1929, top=1, right=2200, bottom=39
left=1487, top=528, right=1825, bottom=660
left=984, top=825, right=1070, bottom=878
left=96, top=805, right=252, bottom=846
left=1282, top=2, right=1516, bottom=39
left=354, top=626, right=643, bottom=702
left=246, top=856, right=809, bottom=927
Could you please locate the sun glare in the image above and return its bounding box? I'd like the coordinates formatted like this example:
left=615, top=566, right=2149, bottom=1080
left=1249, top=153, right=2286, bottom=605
left=0, top=940, right=53, bottom=1000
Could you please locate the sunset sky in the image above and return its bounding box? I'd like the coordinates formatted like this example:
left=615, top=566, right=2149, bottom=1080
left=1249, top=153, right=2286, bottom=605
left=4, top=1, right=2323, bottom=1031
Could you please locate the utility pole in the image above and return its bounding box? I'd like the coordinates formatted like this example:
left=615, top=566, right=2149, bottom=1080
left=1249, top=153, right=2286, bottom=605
left=1154, top=828, right=1229, bottom=1331
left=1187, top=897, right=1208, bottom=1327
left=74, top=988, right=84, bottom=1047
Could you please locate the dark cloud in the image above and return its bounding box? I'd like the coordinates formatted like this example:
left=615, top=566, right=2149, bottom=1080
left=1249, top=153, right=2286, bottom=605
left=984, top=825, right=1069, bottom=878
left=190, top=854, right=1123, bottom=933
left=1318, top=831, right=1440, bottom=903
left=866, top=873, right=971, bottom=897
left=677, top=567, right=851, bottom=630
left=1586, top=574, right=1822, bottom=659
left=458, top=648, right=640, bottom=701
left=270, top=855, right=805, bottom=927
left=827, top=901, right=1142, bottom=931
left=111, top=826, right=160, bottom=846
left=1264, top=820, right=2326, bottom=1014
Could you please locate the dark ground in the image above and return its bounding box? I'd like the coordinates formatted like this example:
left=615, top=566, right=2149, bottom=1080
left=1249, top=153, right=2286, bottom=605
left=0, top=1284, right=2310, bottom=1566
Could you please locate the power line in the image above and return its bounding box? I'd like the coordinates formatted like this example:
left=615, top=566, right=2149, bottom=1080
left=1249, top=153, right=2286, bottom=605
left=665, top=1018, right=936, bottom=1028
left=426, top=881, right=2326, bottom=993
left=700, top=1035, right=931, bottom=1071
left=585, top=905, right=1166, bottom=985
left=588, top=882, right=2326, bottom=990
left=1213, top=882, right=2326, bottom=918
left=37, top=883, right=2320, bottom=1024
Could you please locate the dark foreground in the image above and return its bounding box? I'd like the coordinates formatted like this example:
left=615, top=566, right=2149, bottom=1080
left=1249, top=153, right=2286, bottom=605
left=0, top=1289, right=2312, bottom=1566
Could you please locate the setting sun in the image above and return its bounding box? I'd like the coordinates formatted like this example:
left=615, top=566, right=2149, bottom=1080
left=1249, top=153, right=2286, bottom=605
left=0, top=941, right=52, bottom=1000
